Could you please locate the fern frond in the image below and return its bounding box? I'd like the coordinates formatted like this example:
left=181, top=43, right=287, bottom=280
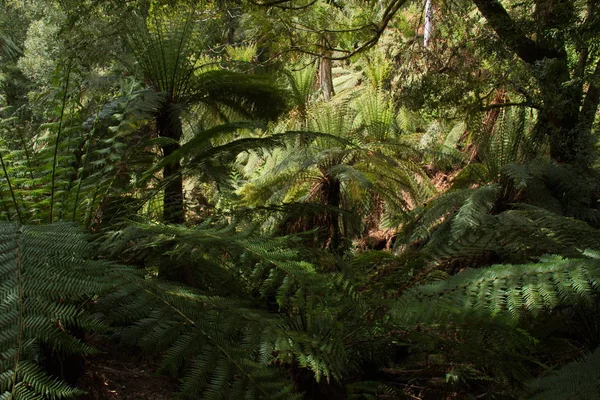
left=527, top=347, right=600, bottom=400
left=100, top=221, right=367, bottom=397
left=393, top=254, right=600, bottom=326
left=0, top=223, right=112, bottom=399
left=449, top=183, right=499, bottom=239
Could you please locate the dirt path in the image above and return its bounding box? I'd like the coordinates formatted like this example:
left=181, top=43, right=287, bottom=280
left=77, top=335, right=178, bottom=400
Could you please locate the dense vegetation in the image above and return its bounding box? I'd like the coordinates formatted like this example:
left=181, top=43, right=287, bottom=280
left=0, top=0, right=599, bottom=398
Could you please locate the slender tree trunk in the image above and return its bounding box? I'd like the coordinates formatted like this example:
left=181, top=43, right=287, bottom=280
left=424, top=0, right=434, bottom=47
left=157, top=107, right=185, bottom=224
left=225, top=2, right=240, bottom=45
left=318, top=36, right=334, bottom=100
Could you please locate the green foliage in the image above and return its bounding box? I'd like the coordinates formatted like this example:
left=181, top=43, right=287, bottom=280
left=100, top=221, right=367, bottom=398
left=239, top=89, right=434, bottom=249
left=0, top=73, right=164, bottom=227
left=96, top=219, right=600, bottom=399
left=401, top=159, right=600, bottom=263
left=0, top=63, right=84, bottom=224
left=73, top=84, right=163, bottom=226
left=104, top=277, right=303, bottom=399
left=527, top=347, right=600, bottom=400
left=2, top=212, right=600, bottom=399
left=124, top=4, right=287, bottom=122
left=393, top=253, right=600, bottom=326
left=1, top=0, right=599, bottom=399
left=0, top=223, right=109, bottom=399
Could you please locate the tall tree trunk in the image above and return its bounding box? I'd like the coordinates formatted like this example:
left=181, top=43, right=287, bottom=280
left=225, top=1, right=240, bottom=45
left=535, top=61, right=585, bottom=164
left=157, top=107, right=185, bottom=224
left=530, top=0, right=588, bottom=164
left=318, top=36, right=334, bottom=100
left=424, top=0, right=434, bottom=47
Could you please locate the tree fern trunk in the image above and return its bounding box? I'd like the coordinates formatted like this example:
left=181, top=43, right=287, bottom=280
left=157, top=107, right=185, bottom=225
left=156, top=107, right=196, bottom=287
left=324, top=177, right=342, bottom=254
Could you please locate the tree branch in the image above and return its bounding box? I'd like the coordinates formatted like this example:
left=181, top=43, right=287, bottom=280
left=471, top=0, right=559, bottom=64
left=256, top=0, right=408, bottom=61
left=479, top=101, right=537, bottom=111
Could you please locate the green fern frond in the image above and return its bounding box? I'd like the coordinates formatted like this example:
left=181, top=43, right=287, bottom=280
left=402, top=188, right=473, bottom=243
left=99, top=221, right=368, bottom=398
left=352, top=88, right=395, bottom=142
left=285, top=61, right=317, bottom=114
left=402, top=158, right=600, bottom=262
left=393, top=254, right=600, bottom=326
left=0, top=222, right=113, bottom=399
left=450, top=183, right=499, bottom=239
left=526, top=347, right=600, bottom=400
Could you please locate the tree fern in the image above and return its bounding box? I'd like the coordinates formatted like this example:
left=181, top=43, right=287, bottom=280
left=444, top=105, right=538, bottom=190
left=503, top=160, right=600, bottom=225
left=70, top=85, right=162, bottom=227
left=121, top=4, right=288, bottom=223
left=401, top=158, right=600, bottom=263
left=239, top=98, right=434, bottom=250
left=0, top=77, right=166, bottom=228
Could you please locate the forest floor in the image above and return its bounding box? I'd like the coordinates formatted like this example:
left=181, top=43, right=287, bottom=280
left=77, top=335, right=178, bottom=399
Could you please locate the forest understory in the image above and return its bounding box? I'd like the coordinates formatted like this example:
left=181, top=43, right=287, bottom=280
left=0, top=0, right=599, bottom=398
left=77, top=335, right=177, bottom=400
